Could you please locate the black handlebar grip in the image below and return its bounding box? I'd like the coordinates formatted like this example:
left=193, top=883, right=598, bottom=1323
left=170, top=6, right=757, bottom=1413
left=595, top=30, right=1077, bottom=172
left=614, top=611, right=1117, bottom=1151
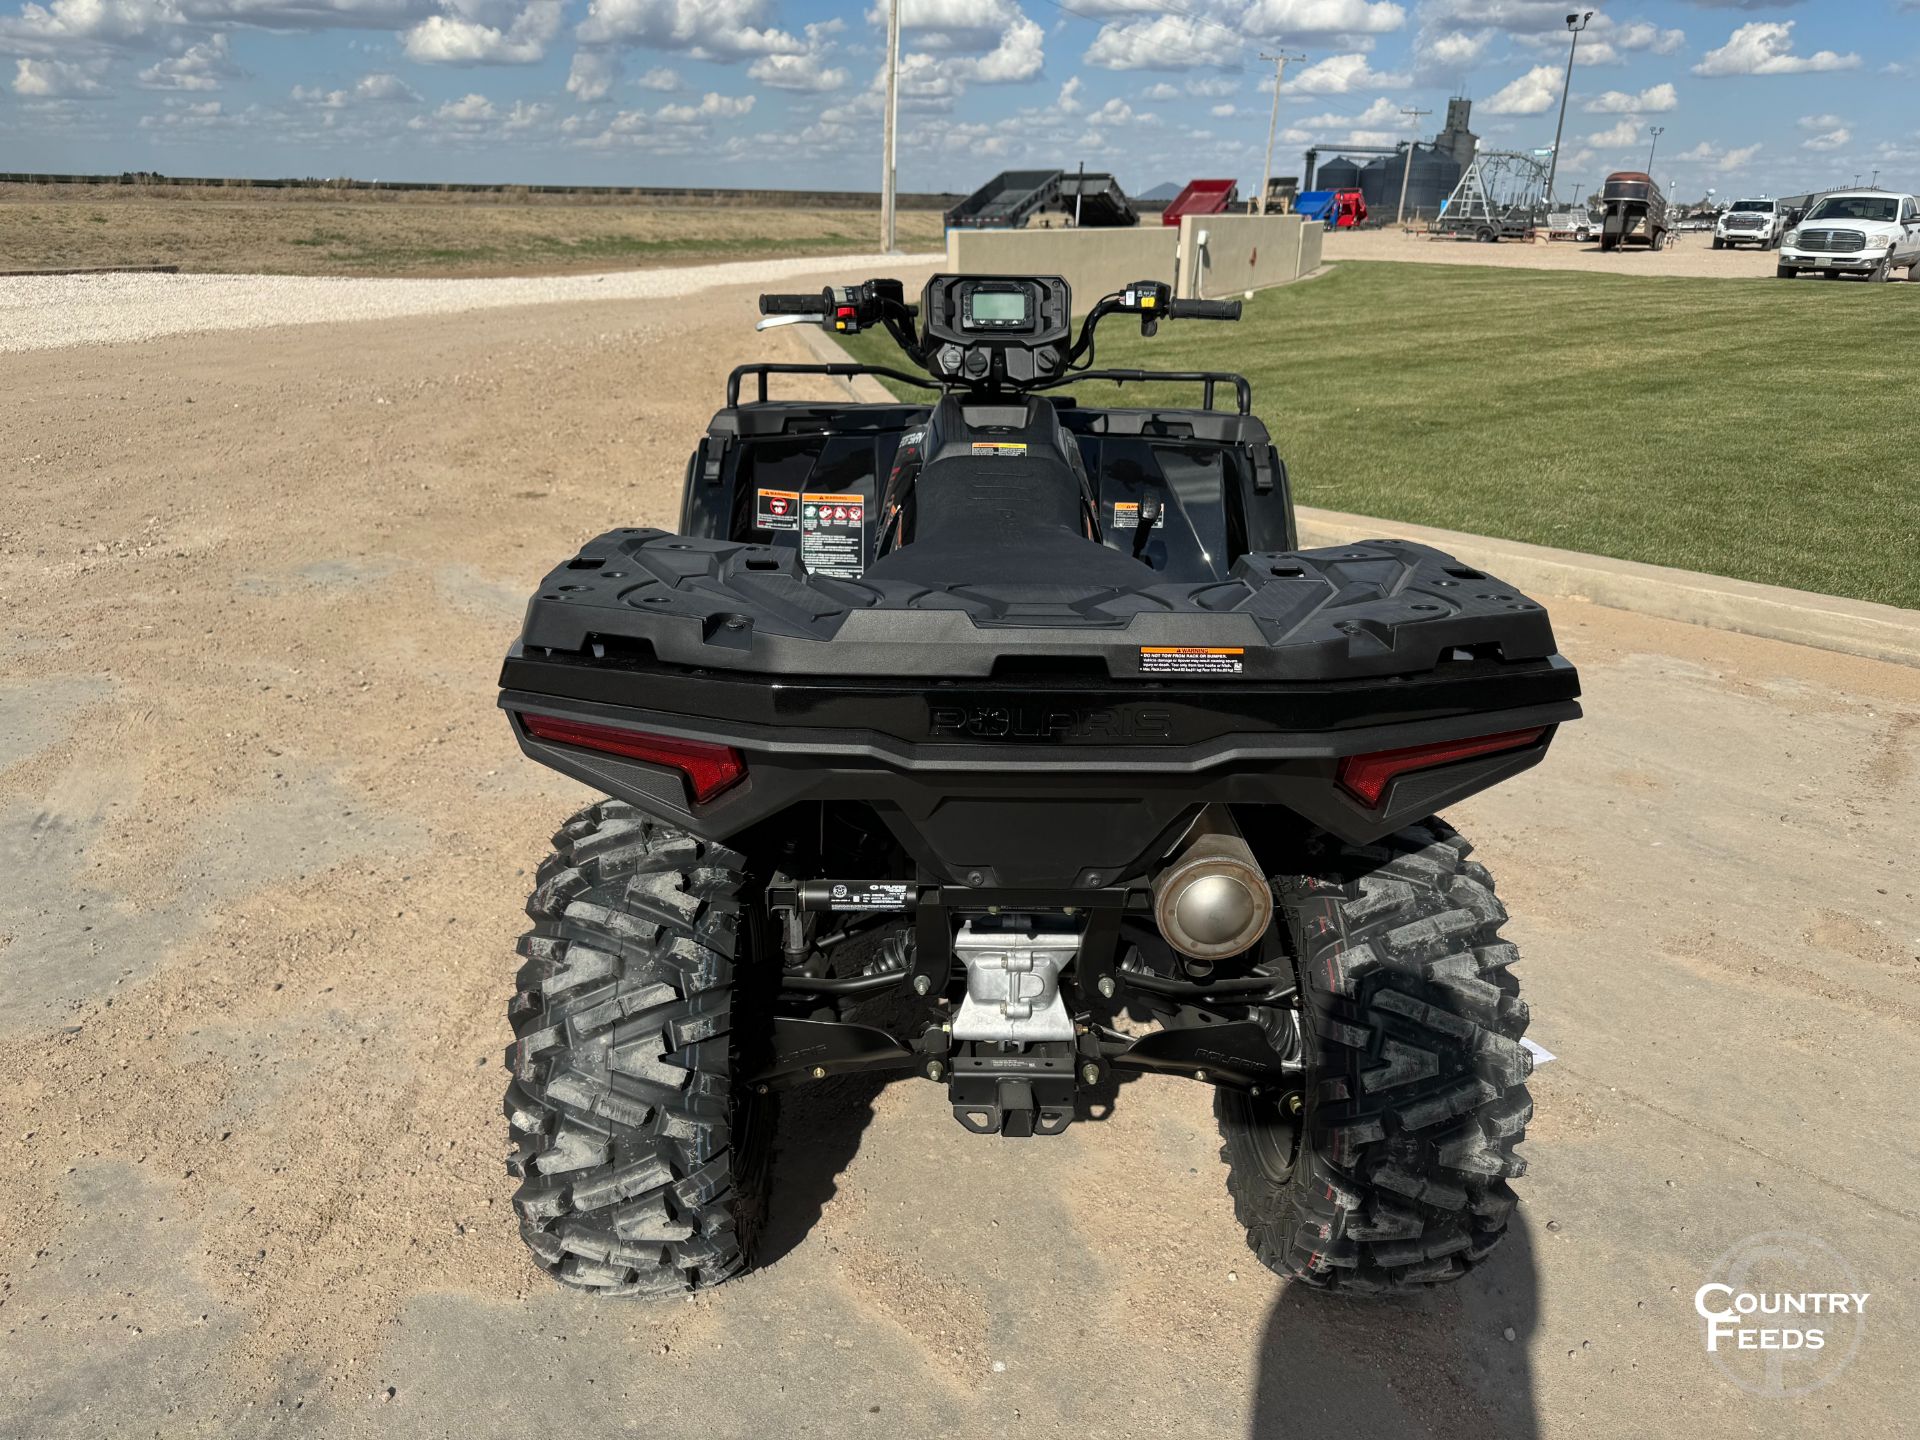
left=1169, top=299, right=1243, bottom=320
left=759, top=291, right=825, bottom=315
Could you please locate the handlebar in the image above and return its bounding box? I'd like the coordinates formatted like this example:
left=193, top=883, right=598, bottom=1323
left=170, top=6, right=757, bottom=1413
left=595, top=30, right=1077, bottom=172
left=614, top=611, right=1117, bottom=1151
left=759, top=291, right=826, bottom=316
left=1169, top=298, right=1242, bottom=321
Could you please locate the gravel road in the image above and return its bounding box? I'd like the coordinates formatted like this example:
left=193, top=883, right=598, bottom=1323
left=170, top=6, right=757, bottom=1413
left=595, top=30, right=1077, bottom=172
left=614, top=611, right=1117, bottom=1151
left=2, top=273, right=1916, bottom=1438
left=0, top=252, right=942, bottom=354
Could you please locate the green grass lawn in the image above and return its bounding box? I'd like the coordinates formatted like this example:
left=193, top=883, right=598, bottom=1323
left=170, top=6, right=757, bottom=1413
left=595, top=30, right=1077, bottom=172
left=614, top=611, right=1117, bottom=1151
left=834, top=261, right=1920, bottom=609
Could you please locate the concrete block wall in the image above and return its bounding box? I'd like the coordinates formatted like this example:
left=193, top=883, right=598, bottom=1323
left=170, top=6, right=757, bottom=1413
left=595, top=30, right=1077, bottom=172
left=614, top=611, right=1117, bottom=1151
left=944, top=226, right=1180, bottom=306
left=1177, top=213, right=1318, bottom=298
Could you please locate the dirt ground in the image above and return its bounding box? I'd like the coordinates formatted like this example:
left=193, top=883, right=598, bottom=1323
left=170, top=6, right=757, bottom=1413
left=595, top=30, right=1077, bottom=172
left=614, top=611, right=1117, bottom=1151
left=0, top=186, right=946, bottom=277
left=2, top=268, right=1917, bottom=1439
left=1324, top=225, right=1919, bottom=279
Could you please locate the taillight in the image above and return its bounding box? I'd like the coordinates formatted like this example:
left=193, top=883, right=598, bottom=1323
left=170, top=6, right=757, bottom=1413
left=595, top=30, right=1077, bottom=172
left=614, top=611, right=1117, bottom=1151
left=1336, top=728, right=1545, bottom=809
left=520, top=714, right=745, bottom=803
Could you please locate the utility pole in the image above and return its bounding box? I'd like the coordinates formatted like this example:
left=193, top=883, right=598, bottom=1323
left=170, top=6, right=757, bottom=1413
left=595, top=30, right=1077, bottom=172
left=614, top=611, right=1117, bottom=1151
left=1544, top=11, right=1591, bottom=210
left=1395, top=106, right=1431, bottom=226
left=1257, top=49, right=1305, bottom=215
left=1646, top=125, right=1664, bottom=173
left=880, top=0, right=901, bottom=251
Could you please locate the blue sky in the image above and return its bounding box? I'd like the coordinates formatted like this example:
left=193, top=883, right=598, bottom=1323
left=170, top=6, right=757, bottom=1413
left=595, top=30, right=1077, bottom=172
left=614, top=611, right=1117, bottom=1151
left=3, top=0, right=1914, bottom=199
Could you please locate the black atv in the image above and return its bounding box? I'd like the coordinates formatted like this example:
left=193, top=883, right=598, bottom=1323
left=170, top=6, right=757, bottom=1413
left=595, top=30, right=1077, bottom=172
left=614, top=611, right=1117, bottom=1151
left=497, top=273, right=1580, bottom=1298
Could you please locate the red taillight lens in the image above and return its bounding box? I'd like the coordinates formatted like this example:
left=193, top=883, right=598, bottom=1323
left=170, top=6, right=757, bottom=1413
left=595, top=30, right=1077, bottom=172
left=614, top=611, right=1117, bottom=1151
left=520, top=714, right=746, bottom=804
left=1336, top=728, right=1545, bottom=809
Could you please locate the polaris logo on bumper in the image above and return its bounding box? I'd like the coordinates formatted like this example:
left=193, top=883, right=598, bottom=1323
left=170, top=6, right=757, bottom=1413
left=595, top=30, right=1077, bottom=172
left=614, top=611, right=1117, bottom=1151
left=929, top=704, right=1174, bottom=741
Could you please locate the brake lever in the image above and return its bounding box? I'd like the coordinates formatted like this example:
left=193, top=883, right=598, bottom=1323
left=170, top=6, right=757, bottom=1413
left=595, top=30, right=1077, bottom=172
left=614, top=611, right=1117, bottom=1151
left=755, top=314, right=826, bottom=332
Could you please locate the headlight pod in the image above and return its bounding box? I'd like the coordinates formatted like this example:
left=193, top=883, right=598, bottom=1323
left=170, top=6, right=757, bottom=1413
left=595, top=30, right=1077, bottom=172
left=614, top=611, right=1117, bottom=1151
left=1783, top=230, right=1799, bottom=246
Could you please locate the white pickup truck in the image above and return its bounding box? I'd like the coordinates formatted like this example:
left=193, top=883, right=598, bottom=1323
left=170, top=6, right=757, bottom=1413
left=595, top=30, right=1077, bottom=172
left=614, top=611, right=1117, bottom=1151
left=1776, top=191, right=1920, bottom=281
left=1713, top=197, right=1786, bottom=250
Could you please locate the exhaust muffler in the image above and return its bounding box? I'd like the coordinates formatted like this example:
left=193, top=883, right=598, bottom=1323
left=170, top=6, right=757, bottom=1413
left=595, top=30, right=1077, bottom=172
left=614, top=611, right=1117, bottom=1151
left=1151, top=808, right=1274, bottom=962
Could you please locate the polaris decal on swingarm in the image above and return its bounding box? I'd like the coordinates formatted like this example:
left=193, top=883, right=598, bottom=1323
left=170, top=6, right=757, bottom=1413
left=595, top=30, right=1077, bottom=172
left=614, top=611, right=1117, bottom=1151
left=801, top=492, right=866, bottom=577
left=756, top=488, right=800, bottom=531
left=820, top=882, right=913, bottom=912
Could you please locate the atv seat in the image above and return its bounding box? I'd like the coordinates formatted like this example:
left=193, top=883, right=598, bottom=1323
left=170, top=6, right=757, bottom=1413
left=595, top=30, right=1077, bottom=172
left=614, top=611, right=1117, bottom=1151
left=864, top=452, right=1149, bottom=589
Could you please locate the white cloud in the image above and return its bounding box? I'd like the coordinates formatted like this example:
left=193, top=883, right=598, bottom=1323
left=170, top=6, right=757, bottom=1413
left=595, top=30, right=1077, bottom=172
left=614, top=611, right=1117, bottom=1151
left=1800, top=117, right=1849, bottom=151
left=436, top=91, right=494, bottom=121
left=1139, top=81, right=1176, bottom=101
left=1584, top=83, right=1678, bottom=114
left=1240, top=0, right=1404, bottom=37
left=1693, top=22, right=1859, bottom=77
left=1615, top=21, right=1684, bottom=56
left=1418, top=29, right=1488, bottom=70
left=636, top=64, right=679, bottom=89
left=749, top=49, right=848, bottom=90
left=1299, top=94, right=1406, bottom=128
left=1056, top=74, right=1084, bottom=111
left=1185, top=74, right=1235, bottom=97
left=1483, top=64, right=1558, bottom=115
left=403, top=0, right=564, bottom=64
left=566, top=49, right=619, bottom=99
left=1675, top=139, right=1761, bottom=172
left=503, top=98, right=550, bottom=129
left=1209, top=102, right=1236, bottom=117
left=12, top=56, right=106, bottom=97
left=961, top=14, right=1041, bottom=81
left=138, top=36, right=242, bottom=92
left=576, top=0, right=803, bottom=57
left=292, top=71, right=421, bottom=107
left=1585, top=117, right=1641, bottom=148
left=655, top=89, right=754, bottom=122
left=1084, top=14, right=1239, bottom=71
left=1289, top=52, right=1409, bottom=94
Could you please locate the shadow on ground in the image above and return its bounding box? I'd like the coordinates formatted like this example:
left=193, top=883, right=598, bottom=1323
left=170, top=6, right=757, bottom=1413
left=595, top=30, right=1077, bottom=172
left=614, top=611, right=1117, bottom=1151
left=1249, top=1217, right=1540, bottom=1439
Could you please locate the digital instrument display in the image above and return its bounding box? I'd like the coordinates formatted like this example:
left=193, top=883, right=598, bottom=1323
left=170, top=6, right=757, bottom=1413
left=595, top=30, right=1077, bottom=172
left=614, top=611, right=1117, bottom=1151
left=969, top=291, right=1027, bottom=323
left=960, top=282, right=1035, bottom=331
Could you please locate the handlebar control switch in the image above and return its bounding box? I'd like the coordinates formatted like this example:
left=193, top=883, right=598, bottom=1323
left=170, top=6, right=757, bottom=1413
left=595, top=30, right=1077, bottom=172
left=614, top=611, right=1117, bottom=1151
left=1117, top=280, right=1174, bottom=337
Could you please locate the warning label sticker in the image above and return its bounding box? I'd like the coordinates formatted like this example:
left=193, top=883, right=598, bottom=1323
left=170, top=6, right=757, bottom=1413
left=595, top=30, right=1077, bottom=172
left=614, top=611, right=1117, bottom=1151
left=1112, top=500, right=1166, bottom=531
left=801, top=492, right=866, bottom=577
left=1140, top=646, right=1245, bottom=676
left=756, top=488, right=800, bottom=531
left=970, top=441, right=1027, bottom=458
left=819, top=881, right=913, bottom=912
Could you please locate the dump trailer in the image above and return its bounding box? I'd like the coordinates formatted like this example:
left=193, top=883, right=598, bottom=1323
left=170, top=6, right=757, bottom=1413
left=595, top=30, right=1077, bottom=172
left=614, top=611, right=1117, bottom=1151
left=1162, top=178, right=1239, bottom=226
left=1055, top=171, right=1138, bottom=227
left=945, top=170, right=1062, bottom=229
left=1600, top=171, right=1668, bottom=252
left=946, top=170, right=1139, bottom=229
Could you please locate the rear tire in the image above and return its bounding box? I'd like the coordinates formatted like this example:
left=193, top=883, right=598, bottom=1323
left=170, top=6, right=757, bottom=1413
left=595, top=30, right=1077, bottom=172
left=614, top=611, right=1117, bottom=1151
left=1776, top=266, right=1797, bottom=280
left=506, top=801, right=768, bottom=1297
left=1218, top=818, right=1532, bottom=1294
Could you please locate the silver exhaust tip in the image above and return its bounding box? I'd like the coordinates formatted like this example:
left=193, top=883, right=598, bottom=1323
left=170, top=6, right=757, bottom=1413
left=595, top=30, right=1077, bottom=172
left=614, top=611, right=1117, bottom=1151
left=1151, top=813, right=1274, bottom=962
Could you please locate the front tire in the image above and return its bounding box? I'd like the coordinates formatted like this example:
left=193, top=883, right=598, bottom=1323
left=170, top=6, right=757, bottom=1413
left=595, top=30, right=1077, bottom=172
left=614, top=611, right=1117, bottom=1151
left=506, top=801, right=768, bottom=1296
left=1776, top=266, right=1797, bottom=280
left=1219, top=819, right=1532, bottom=1294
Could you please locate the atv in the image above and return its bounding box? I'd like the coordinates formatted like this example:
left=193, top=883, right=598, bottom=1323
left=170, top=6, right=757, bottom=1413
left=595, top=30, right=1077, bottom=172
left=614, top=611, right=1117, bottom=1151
left=498, top=273, right=1581, bottom=1298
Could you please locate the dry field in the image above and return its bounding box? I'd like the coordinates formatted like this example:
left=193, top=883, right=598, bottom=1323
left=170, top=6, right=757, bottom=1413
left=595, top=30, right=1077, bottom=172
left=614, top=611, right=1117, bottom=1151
left=0, top=184, right=947, bottom=278
left=1, top=258, right=1916, bottom=1438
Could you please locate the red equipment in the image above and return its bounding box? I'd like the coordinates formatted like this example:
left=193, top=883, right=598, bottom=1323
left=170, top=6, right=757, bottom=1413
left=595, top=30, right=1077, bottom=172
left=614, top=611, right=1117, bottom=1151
left=1161, top=178, right=1240, bottom=226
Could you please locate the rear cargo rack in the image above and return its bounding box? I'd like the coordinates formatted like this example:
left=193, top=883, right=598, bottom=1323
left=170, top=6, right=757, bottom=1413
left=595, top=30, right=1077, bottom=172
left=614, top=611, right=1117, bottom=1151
left=725, top=362, right=1253, bottom=414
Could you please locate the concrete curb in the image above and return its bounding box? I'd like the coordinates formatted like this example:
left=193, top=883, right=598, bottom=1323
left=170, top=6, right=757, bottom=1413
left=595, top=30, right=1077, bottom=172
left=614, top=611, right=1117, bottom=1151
left=1295, top=506, right=1920, bottom=670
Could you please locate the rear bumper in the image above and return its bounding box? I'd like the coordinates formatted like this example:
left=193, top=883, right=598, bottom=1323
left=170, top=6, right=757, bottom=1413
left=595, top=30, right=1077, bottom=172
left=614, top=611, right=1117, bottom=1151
left=499, top=650, right=1580, bottom=884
